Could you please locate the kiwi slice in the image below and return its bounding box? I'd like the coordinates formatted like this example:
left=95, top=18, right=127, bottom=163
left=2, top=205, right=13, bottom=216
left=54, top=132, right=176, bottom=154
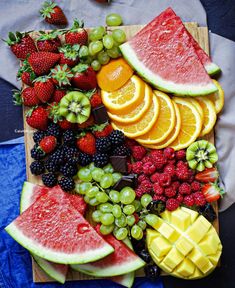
left=59, top=91, right=91, bottom=124
left=186, top=140, right=218, bottom=171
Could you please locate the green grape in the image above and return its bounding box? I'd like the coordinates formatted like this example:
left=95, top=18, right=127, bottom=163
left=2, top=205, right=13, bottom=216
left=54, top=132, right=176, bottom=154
left=92, top=40, right=103, bottom=54
left=79, top=45, right=89, bottom=58
left=98, top=203, right=113, bottom=213
left=132, top=199, right=142, bottom=212
left=103, top=34, right=114, bottom=49
left=78, top=168, right=92, bottom=182
left=89, top=26, right=106, bottom=41
left=88, top=42, right=97, bottom=56
left=84, top=195, right=91, bottom=204
left=112, top=29, right=126, bottom=43
left=126, top=215, right=136, bottom=226
left=100, top=223, right=115, bottom=235
left=88, top=162, right=96, bottom=171
left=80, top=55, right=93, bottom=64
left=97, top=51, right=110, bottom=65
left=112, top=172, right=122, bottom=184
left=100, top=213, right=115, bottom=225
left=106, top=13, right=123, bottom=26
left=109, top=190, right=120, bottom=203
left=123, top=204, right=135, bottom=215
left=96, top=192, right=109, bottom=203
left=114, top=227, right=128, bottom=240
left=89, top=197, right=100, bottom=206
left=86, top=186, right=99, bottom=198
left=145, top=214, right=159, bottom=227
left=91, top=168, right=105, bottom=182
left=92, top=210, right=102, bottom=222
left=76, top=182, right=93, bottom=195
left=91, top=60, right=101, bottom=71
left=141, top=194, right=153, bottom=208
left=137, top=220, right=147, bottom=230
left=112, top=204, right=122, bottom=218
left=115, top=213, right=127, bottom=228
left=120, top=187, right=136, bottom=205
left=107, top=46, right=120, bottom=59
left=100, top=173, right=113, bottom=188
left=103, top=163, right=114, bottom=174
left=131, top=224, right=143, bottom=240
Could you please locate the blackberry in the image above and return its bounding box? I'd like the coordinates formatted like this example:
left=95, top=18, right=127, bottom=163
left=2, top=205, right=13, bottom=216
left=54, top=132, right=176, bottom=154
left=64, top=146, right=79, bottom=165
left=33, top=130, right=45, bottom=144
left=30, top=160, right=45, bottom=175
left=50, top=148, right=64, bottom=165
left=144, top=264, right=160, bottom=280
left=93, top=152, right=109, bottom=168
left=58, top=176, right=75, bottom=192
left=46, top=122, right=61, bottom=138
left=31, top=145, right=46, bottom=160
left=45, top=158, right=60, bottom=173
left=63, top=130, right=76, bottom=147
left=78, top=152, right=92, bottom=166
left=198, top=203, right=217, bottom=222
left=60, top=163, right=77, bottom=177
left=109, top=130, right=125, bottom=147
left=113, top=144, right=131, bottom=156
left=96, top=137, right=111, bottom=153
left=42, top=172, right=57, bottom=187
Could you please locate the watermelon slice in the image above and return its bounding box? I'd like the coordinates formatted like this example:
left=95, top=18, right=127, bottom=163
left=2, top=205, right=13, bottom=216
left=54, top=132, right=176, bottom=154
left=71, top=232, right=145, bottom=277
left=5, top=187, right=114, bottom=264
left=120, top=7, right=218, bottom=96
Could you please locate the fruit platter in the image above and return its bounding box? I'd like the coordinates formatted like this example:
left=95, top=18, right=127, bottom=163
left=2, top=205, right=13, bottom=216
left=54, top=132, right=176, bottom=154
left=4, top=3, right=225, bottom=287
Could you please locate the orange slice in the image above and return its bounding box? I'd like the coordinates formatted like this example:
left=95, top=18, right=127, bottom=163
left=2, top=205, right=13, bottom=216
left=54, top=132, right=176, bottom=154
left=101, top=75, right=145, bottom=112
left=187, top=98, right=204, bottom=120
left=144, top=101, right=181, bottom=149
left=107, top=84, right=152, bottom=124
left=136, top=90, right=175, bottom=145
left=207, top=80, right=224, bottom=114
left=97, top=58, right=133, bottom=92
left=111, top=94, right=159, bottom=138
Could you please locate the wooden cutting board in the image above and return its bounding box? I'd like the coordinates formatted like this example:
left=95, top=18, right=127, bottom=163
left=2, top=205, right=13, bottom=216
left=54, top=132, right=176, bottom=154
left=22, top=22, right=219, bottom=283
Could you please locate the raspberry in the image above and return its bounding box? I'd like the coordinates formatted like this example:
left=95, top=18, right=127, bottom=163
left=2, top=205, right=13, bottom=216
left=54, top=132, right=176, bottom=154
left=187, top=169, right=195, bottom=183
left=163, top=147, right=175, bottom=159
left=138, top=174, right=149, bottom=184
left=176, top=160, right=187, bottom=168
left=166, top=198, right=179, bottom=211
left=150, top=172, right=160, bottom=183
left=168, top=159, right=176, bottom=165
left=153, top=195, right=166, bottom=202
left=142, top=155, right=153, bottom=164
left=131, top=161, right=143, bottom=174
left=191, top=181, right=201, bottom=192
left=150, top=150, right=163, bottom=158
left=165, top=187, right=176, bottom=198
left=158, top=173, right=171, bottom=187
left=193, top=192, right=207, bottom=206
left=125, top=138, right=138, bottom=149
left=135, top=186, right=145, bottom=198
left=171, top=181, right=180, bottom=192
left=153, top=183, right=164, bottom=195
left=183, top=195, right=195, bottom=206
left=164, top=164, right=175, bottom=178
left=143, top=161, right=156, bottom=175
left=132, top=145, right=146, bottom=161
left=139, top=180, right=153, bottom=193
left=127, top=162, right=132, bottom=173
left=175, top=150, right=186, bottom=160
left=175, top=193, right=184, bottom=203
left=154, top=155, right=167, bottom=170
left=176, top=167, right=189, bottom=181
left=179, top=182, right=191, bottom=195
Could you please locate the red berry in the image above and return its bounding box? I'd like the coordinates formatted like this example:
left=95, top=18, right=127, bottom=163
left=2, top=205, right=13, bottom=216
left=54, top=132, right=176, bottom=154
left=164, top=164, right=175, bottom=178
left=150, top=150, right=163, bottom=158
left=138, top=174, right=149, bottom=184
left=176, top=167, right=189, bottom=181
left=153, top=183, right=164, bottom=195
left=131, top=161, right=143, bottom=174
left=166, top=198, right=179, bottom=211
left=171, top=181, right=180, bottom=192
left=143, top=161, right=156, bottom=175
left=150, top=172, right=161, bottom=183
left=135, top=186, right=145, bottom=198
left=175, top=193, right=184, bottom=203
left=158, top=173, right=171, bottom=187
left=125, top=138, right=138, bottom=149
left=175, top=150, right=186, bottom=160
left=191, top=181, right=201, bottom=192
left=165, top=187, right=176, bottom=198
left=52, top=89, right=66, bottom=103
left=187, top=169, right=195, bottom=183
left=183, top=195, right=195, bottom=206
left=127, top=162, right=132, bottom=174
left=58, top=119, right=75, bottom=130
left=132, top=145, right=146, bottom=161
left=179, top=183, right=191, bottom=195
left=153, top=195, right=166, bottom=202
left=163, top=147, right=175, bottom=159
left=90, top=92, right=102, bottom=108
left=193, top=192, right=207, bottom=206
left=139, top=180, right=152, bottom=194
left=176, top=160, right=187, bottom=168
left=133, top=213, right=139, bottom=224
left=168, top=159, right=176, bottom=165
left=142, top=155, right=153, bottom=164
left=39, top=136, right=57, bottom=154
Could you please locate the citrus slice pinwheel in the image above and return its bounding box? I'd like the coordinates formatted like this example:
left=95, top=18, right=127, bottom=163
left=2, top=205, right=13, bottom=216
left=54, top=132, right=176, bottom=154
left=187, top=98, right=204, bottom=120
left=207, top=80, right=224, bottom=114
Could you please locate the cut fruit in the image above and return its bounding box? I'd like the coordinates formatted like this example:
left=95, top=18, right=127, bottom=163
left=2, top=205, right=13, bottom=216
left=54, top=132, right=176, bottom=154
left=170, top=97, right=202, bottom=150
left=187, top=98, right=204, bottom=120
left=207, top=80, right=224, bottom=114
left=196, top=97, right=217, bottom=137
left=111, top=94, right=159, bottom=138
left=5, top=187, right=114, bottom=264
left=144, top=101, right=181, bottom=149
left=108, top=83, right=152, bottom=124
left=136, top=90, right=175, bottom=144
left=101, top=75, right=145, bottom=112
left=71, top=233, right=145, bottom=277
left=97, top=58, right=134, bottom=92
left=120, top=8, right=217, bottom=96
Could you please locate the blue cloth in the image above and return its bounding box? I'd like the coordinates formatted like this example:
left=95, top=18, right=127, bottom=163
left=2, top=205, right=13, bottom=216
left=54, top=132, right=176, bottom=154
left=0, top=143, right=163, bottom=288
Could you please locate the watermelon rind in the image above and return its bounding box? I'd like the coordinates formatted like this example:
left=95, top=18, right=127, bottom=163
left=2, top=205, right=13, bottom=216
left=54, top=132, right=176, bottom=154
left=205, top=62, right=221, bottom=76
left=20, top=181, right=38, bottom=213
left=120, top=43, right=218, bottom=96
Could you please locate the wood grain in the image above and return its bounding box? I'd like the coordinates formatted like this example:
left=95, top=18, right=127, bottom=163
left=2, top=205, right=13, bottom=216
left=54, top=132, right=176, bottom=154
left=22, top=23, right=219, bottom=283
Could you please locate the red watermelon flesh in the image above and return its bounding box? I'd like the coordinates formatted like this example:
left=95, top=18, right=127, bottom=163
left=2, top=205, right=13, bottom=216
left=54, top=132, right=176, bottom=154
left=6, top=188, right=114, bottom=264
left=120, top=7, right=217, bottom=96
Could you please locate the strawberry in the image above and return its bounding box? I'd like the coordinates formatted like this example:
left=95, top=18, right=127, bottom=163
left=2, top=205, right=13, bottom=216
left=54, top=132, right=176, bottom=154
left=76, top=132, right=96, bottom=155
left=64, top=19, right=88, bottom=46
left=28, top=52, right=60, bottom=76
left=36, top=31, right=61, bottom=52
left=90, top=92, right=102, bottom=108
left=50, top=64, right=73, bottom=86
left=17, top=59, right=36, bottom=86
left=5, top=32, right=37, bottom=60
left=39, top=135, right=57, bottom=153
left=34, top=76, right=54, bottom=103
left=51, top=89, right=66, bottom=103
left=92, top=123, right=113, bottom=138
left=26, top=106, right=49, bottom=130
left=195, top=167, right=219, bottom=183
left=59, top=44, right=80, bottom=67
left=72, top=64, right=97, bottom=90
left=13, top=87, right=40, bottom=107
left=201, top=183, right=224, bottom=203
left=58, top=118, right=76, bottom=130
left=77, top=115, right=94, bottom=129
left=40, top=1, right=67, bottom=26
